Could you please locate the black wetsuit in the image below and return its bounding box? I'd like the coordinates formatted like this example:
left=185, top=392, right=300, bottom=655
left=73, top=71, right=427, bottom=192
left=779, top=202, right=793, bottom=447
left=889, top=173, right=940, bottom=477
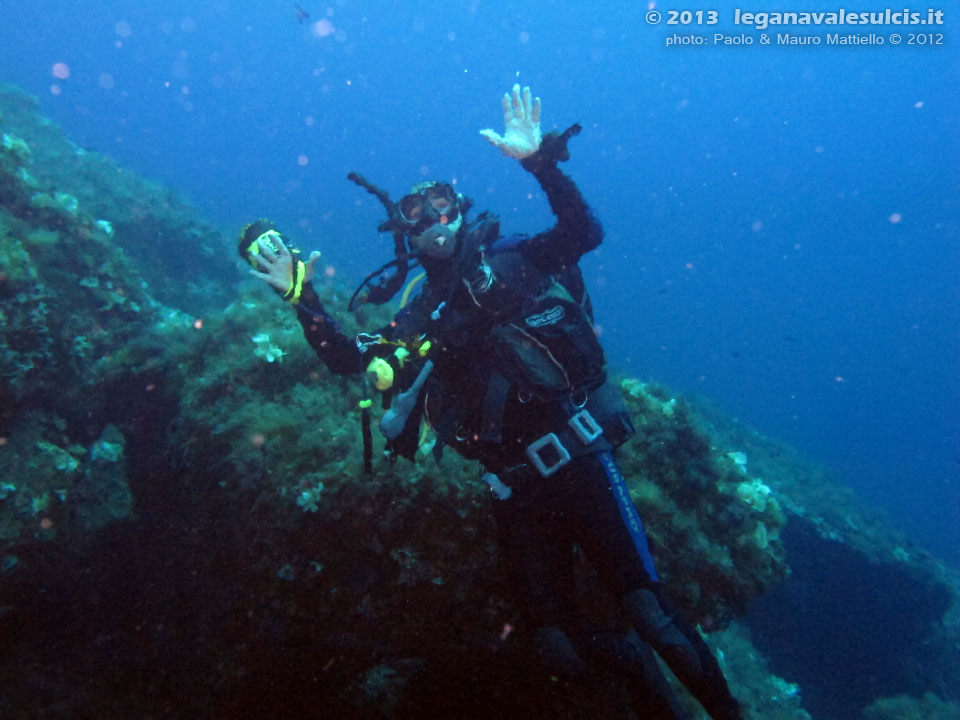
left=291, top=152, right=741, bottom=720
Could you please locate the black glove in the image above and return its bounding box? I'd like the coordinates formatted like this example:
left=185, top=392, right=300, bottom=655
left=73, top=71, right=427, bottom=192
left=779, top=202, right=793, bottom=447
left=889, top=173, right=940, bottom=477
left=521, top=123, right=583, bottom=172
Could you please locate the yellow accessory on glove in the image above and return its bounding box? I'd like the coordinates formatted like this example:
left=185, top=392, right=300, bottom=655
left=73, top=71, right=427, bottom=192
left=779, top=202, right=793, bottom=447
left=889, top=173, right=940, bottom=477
left=282, top=259, right=306, bottom=304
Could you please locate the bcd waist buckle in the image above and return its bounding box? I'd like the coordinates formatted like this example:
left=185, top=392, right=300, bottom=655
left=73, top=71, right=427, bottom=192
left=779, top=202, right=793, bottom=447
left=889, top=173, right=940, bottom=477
left=525, top=409, right=603, bottom=478
left=568, top=408, right=603, bottom=444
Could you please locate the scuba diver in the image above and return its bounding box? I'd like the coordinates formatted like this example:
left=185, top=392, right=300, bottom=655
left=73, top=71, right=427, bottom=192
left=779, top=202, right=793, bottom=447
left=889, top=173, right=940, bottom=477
left=240, top=84, right=743, bottom=720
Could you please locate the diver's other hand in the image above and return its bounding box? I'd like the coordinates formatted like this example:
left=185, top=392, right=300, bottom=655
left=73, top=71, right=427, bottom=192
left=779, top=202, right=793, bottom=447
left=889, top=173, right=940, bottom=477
left=480, top=83, right=542, bottom=160
left=249, top=237, right=321, bottom=292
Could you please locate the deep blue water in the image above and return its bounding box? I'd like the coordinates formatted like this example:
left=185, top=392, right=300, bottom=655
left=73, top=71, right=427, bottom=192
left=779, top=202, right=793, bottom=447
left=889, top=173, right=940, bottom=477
left=1, top=1, right=957, bottom=566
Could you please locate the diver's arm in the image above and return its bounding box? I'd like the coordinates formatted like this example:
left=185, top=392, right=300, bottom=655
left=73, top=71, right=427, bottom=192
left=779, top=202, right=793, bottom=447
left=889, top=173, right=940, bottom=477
left=520, top=136, right=603, bottom=269
left=479, top=85, right=601, bottom=270
left=295, top=287, right=366, bottom=375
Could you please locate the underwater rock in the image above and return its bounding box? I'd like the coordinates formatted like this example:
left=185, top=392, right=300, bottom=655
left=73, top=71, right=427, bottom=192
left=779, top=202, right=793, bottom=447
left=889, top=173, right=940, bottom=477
left=71, top=424, right=133, bottom=532
left=726, top=450, right=749, bottom=469
left=0, top=426, right=79, bottom=543
left=862, top=692, right=960, bottom=720
left=736, top=477, right=772, bottom=512
left=0, top=80, right=956, bottom=720
left=0, top=411, right=136, bottom=547
left=0, top=81, right=237, bottom=315
left=28, top=190, right=79, bottom=217
left=350, top=659, right=425, bottom=714
left=689, top=396, right=960, bottom=720
left=1, top=131, right=31, bottom=161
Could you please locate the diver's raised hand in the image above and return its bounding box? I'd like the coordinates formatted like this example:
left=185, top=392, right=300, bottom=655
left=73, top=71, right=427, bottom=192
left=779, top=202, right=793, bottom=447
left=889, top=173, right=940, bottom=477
left=480, top=83, right=542, bottom=160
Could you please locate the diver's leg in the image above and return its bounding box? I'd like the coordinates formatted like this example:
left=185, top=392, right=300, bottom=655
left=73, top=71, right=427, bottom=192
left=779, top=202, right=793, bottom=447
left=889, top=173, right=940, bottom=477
left=585, top=629, right=692, bottom=720
left=494, top=473, right=692, bottom=719
left=491, top=481, right=587, bottom=676
left=623, top=588, right=742, bottom=720
left=569, top=452, right=743, bottom=720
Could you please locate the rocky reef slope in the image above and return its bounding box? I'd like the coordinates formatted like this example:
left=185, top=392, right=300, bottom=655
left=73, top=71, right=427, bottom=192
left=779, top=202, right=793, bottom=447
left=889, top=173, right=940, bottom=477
left=1, top=82, right=956, bottom=720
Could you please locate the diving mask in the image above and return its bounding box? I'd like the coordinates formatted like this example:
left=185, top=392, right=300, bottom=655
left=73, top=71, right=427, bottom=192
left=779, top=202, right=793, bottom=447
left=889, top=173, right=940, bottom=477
left=398, top=183, right=460, bottom=235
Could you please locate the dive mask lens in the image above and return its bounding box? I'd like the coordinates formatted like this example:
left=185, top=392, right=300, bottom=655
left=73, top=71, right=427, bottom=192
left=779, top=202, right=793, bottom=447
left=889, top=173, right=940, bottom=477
left=399, top=194, right=426, bottom=224
left=399, top=184, right=459, bottom=226
left=424, top=185, right=456, bottom=217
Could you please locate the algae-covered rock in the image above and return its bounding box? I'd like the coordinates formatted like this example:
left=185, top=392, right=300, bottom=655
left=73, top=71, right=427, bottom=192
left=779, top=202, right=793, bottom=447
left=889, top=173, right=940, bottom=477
left=72, top=424, right=133, bottom=532
left=0, top=204, right=157, bottom=406
left=615, top=377, right=789, bottom=625
left=690, top=393, right=960, bottom=719
left=0, top=81, right=236, bottom=315
left=0, top=79, right=957, bottom=720
left=0, top=411, right=80, bottom=544
left=863, top=692, right=960, bottom=720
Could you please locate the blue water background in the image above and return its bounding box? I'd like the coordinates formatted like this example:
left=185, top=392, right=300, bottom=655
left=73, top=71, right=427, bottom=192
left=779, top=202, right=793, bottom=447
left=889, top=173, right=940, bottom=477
left=1, top=1, right=957, bottom=565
